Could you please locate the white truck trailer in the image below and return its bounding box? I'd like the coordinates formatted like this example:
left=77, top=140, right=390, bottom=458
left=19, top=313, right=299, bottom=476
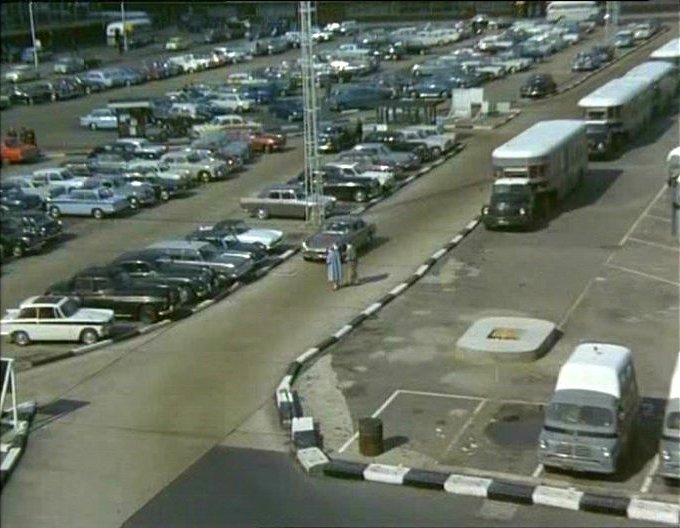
left=623, top=61, right=679, bottom=115
left=482, top=119, right=587, bottom=230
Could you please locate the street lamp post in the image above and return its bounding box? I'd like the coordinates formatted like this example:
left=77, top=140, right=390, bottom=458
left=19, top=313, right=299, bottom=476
left=28, top=1, right=39, bottom=70
left=121, top=1, right=128, bottom=52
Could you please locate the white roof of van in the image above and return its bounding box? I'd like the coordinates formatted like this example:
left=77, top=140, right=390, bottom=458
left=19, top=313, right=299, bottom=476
left=668, top=146, right=680, bottom=163
left=492, top=120, right=585, bottom=160
left=578, top=77, right=649, bottom=108
left=555, top=342, right=633, bottom=399
left=624, top=61, right=676, bottom=83
left=650, top=37, right=680, bottom=60
left=669, top=359, right=680, bottom=400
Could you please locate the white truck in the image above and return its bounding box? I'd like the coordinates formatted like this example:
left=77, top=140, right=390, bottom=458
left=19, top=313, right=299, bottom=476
left=482, top=119, right=587, bottom=230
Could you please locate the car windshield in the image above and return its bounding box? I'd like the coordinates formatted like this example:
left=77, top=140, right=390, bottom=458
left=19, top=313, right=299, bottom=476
left=547, top=403, right=614, bottom=429
left=323, top=221, right=351, bottom=234
left=666, top=412, right=680, bottom=433
left=60, top=298, right=80, bottom=317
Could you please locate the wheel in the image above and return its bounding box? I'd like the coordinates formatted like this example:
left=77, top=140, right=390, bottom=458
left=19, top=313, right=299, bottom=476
left=92, top=208, right=104, bottom=219
left=85, top=86, right=92, bottom=95
left=12, top=244, right=24, bottom=258
left=199, top=170, right=211, bottom=183
left=125, top=80, right=132, bottom=87
left=89, top=122, right=98, bottom=130
left=13, top=331, right=30, bottom=346
left=27, top=97, right=34, bottom=105
left=49, top=206, right=61, bottom=218
left=353, top=189, right=368, bottom=202
left=128, top=196, right=139, bottom=209
left=431, top=147, right=442, bottom=158
left=139, top=304, right=159, bottom=324
left=255, top=208, right=269, bottom=220
left=80, top=328, right=99, bottom=345
left=160, top=190, right=170, bottom=201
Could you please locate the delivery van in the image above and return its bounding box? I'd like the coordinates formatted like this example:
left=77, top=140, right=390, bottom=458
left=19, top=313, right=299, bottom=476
left=658, top=360, right=680, bottom=480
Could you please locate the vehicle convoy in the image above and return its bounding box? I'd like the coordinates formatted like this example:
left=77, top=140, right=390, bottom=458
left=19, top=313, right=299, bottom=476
left=577, top=77, right=653, bottom=159
left=659, top=361, right=680, bottom=480
left=482, top=120, right=587, bottom=230
left=537, top=342, right=640, bottom=475
left=0, top=295, right=115, bottom=346
left=46, top=267, right=180, bottom=323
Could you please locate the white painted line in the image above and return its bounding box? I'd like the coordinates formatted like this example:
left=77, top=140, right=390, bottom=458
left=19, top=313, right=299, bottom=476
left=398, top=389, right=484, bottom=402
left=415, top=263, right=431, bottom=276
left=362, top=302, right=383, bottom=317
left=338, top=389, right=401, bottom=454
left=646, top=213, right=672, bottom=223
left=639, top=455, right=660, bottom=493
left=628, top=498, right=680, bottom=526
left=449, top=234, right=464, bottom=245
left=465, top=219, right=479, bottom=231
left=443, top=399, right=487, bottom=457
left=431, top=248, right=447, bottom=260
left=444, top=474, right=492, bottom=497
left=364, top=464, right=410, bottom=485
left=296, top=347, right=320, bottom=364
left=532, top=486, right=583, bottom=511
left=558, top=274, right=597, bottom=329
left=389, top=283, right=409, bottom=296
left=138, top=319, right=172, bottom=334
left=333, top=324, right=354, bottom=340
left=402, top=176, right=416, bottom=185
left=531, top=464, right=544, bottom=478
left=605, top=263, right=679, bottom=286
left=628, top=237, right=679, bottom=252
left=0, top=447, right=21, bottom=472
left=615, top=183, right=669, bottom=250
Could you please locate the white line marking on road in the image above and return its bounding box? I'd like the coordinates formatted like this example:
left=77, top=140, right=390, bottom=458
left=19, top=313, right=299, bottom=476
left=333, top=325, right=354, bottom=340
left=645, top=213, right=672, bottom=223
left=613, top=183, right=668, bottom=253
left=442, top=399, right=487, bottom=457
left=605, top=263, right=679, bottom=286
left=337, top=389, right=401, bottom=454
left=398, top=389, right=484, bottom=402
left=431, top=248, right=447, bottom=260
left=192, top=299, right=214, bottom=313
left=362, top=302, right=383, bottom=317
left=531, top=464, right=544, bottom=478
left=627, top=237, right=680, bottom=252
left=640, top=455, right=660, bottom=493
left=558, top=277, right=597, bottom=329
left=389, top=283, right=409, bottom=296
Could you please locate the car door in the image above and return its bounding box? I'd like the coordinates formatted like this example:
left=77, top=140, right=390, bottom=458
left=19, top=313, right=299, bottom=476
left=72, top=276, right=100, bottom=308
left=36, top=306, right=66, bottom=341
left=265, top=190, right=283, bottom=216
left=15, top=307, right=38, bottom=340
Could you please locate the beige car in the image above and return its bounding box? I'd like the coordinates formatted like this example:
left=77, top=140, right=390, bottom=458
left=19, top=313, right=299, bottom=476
left=4, top=65, right=41, bottom=83
left=159, top=151, right=228, bottom=184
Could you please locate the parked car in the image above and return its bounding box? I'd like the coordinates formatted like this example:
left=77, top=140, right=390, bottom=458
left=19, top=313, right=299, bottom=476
left=53, top=55, right=86, bottom=74
left=46, top=268, right=180, bottom=323
left=188, top=220, right=285, bottom=252
left=318, top=121, right=360, bottom=153
left=113, top=138, right=168, bottom=159
left=520, top=73, right=557, bottom=98
left=165, top=36, right=192, bottom=51
left=80, top=107, right=118, bottom=130
left=614, top=30, right=635, bottom=48
left=572, top=51, right=603, bottom=72
left=329, top=85, right=393, bottom=111
left=48, top=77, right=86, bottom=100
left=288, top=169, right=382, bottom=203
left=0, top=216, right=45, bottom=258
left=321, top=161, right=396, bottom=192
left=302, top=215, right=376, bottom=261
left=1, top=138, right=41, bottom=164
left=240, top=184, right=336, bottom=220
left=185, top=229, right=268, bottom=265
left=46, top=187, right=130, bottom=219
left=1, top=208, right=64, bottom=246
left=350, top=141, right=422, bottom=170
left=31, top=167, right=87, bottom=191
left=4, top=65, right=41, bottom=83
left=7, top=81, right=53, bottom=105
left=86, top=152, right=133, bottom=173
left=160, top=151, right=229, bottom=183
left=0, top=186, right=45, bottom=212
left=82, top=175, right=157, bottom=209
left=249, top=130, right=286, bottom=153
left=269, top=98, right=303, bottom=121
left=1, top=296, right=114, bottom=346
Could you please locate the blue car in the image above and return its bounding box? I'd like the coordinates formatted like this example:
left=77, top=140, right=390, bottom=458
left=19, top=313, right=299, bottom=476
left=269, top=98, right=303, bottom=121
left=46, top=187, right=130, bottom=219
left=241, top=83, right=278, bottom=104
left=329, top=85, right=393, bottom=112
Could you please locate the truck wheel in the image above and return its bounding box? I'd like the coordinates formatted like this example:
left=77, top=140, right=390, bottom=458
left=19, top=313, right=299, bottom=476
left=92, top=208, right=104, bottom=220
left=13, top=331, right=30, bottom=346
left=139, top=304, right=159, bottom=324
left=12, top=244, right=25, bottom=258
left=256, top=208, right=269, bottom=220
left=353, top=189, right=368, bottom=202
left=49, top=206, right=61, bottom=218
left=80, top=328, right=99, bottom=345
left=199, top=171, right=211, bottom=183
left=431, top=147, right=442, bottom=158
left=89, top=123, right=98, bottom=130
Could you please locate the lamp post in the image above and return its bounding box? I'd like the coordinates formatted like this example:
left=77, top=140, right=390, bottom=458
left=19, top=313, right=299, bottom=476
left=120, top=1, right=128, bottom=52
left=28, top=1, right=39, bottom=70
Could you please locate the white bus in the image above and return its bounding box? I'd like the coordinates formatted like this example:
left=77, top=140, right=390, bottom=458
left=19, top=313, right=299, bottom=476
left=545, top=1, right=602, bottom=23
left=106, top=18, right=154, bottom=48
left=623, top=61, right=679, bottom=114
left=578, top=77, right=654, bottom=158
left=650, top=37, right=680, bottom=65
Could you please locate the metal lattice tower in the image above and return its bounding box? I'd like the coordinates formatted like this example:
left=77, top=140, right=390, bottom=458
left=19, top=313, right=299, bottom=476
left=604, top=1, right=620, bottom=44
left=299, top=1, right=324, bottom=226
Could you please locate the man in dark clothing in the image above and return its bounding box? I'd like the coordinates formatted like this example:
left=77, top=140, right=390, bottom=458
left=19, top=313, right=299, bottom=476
left=6, top=127, right=18, bottom=141
left=19, top=127, right=28, bottom=144
left=26, top=128, right=36, bottom=146
left=355, top=118, right=363, bottom=142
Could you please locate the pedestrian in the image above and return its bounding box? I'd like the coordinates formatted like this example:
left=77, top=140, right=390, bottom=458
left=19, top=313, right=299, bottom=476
left=19, top=127, right=28, bottom=144
left=355, top=118, right=363, bottom=142
left=26, top=128, right=36, bottom=146
left=326, top=244, right=343, bottom=291
left=344, top=242, right=359, bottom=286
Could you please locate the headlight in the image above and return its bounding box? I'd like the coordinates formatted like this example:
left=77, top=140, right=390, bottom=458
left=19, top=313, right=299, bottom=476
left=662, top=449, right=671, bottom=461
left=482, top=206, right=490, bottom=215
left=601, top=446, right=611, bottom=458
left=519, top=207, right=526, bottom=215
left=597, top=142, right=605, bottom=151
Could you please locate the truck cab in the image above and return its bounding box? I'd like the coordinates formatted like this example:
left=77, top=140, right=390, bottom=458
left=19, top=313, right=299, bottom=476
left=482, top=178, right=546, bottom=230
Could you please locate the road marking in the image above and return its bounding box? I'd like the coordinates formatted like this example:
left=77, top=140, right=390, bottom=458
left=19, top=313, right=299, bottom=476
left=0, top=447, right=21, bottom=472
left=627, top=237, right=679, bottom=253
left=415, top=263, right=431, bottom=276
left=558, top=276, right=597, bottom=329
left=398, top=389, right=483, bottom=402
left=645, top=213, right=672, bottom=223
left=337, top=389, right=401, bottom=454
left=612, top=183, right=668, bottom=254
left=442, top=399, right=487, bottom=457
left=531, top=464, right=544, bottom=478
left=605, top=263, right=679, bottom=286
left=639, top=454, right=660, bottom=494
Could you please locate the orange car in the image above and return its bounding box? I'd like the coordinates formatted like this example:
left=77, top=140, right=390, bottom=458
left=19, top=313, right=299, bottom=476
left=0, top=139, right=41, bottom=164
left=249, top=130, right=287, bottom=154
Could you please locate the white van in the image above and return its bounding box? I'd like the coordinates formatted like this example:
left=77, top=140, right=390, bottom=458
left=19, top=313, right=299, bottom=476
left=537, top=342, right=639, bottom=474
left=659, top=360, right=680, bottom=480
left=106, top=18, right=154, bottom=48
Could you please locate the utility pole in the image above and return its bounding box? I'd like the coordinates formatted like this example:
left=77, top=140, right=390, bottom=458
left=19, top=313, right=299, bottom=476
left=121, top=1, right=128, bottom=52
left=299, top=1, right=323, bottom=227
left=604, top=1, right=619, bottom=44
left=28, top=2, right=39, bottom=70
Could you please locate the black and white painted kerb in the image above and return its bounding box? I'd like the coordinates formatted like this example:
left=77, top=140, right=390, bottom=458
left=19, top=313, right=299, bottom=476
left=0, top=401, right=37, bottom=488
left=272, top=215, right=680, bottom=524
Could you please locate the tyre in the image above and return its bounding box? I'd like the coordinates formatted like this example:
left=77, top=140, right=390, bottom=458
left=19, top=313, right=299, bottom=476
left=256, top=208, right=269, bottom=220
left=13, top=331, right=30, bottom=346
left=353, top=189, right=368, bottom=202
left=128, top=196, right=139, bottom=209
left=49, top=206, right=61, bottom=218
left=431, top=147, right=442, bottom=158
left=139, top=304, right=159, bottom=324
left=92, top=208, right=104, bottom=220
left=199, top=170, right=211, bottom=183
left=80, top=328, right=99, bottom=345
left=12, top=244, right=24, bottom=258
left=89, top=122, right=98, bottom=130
left=160, top=190, right=170, bottom=201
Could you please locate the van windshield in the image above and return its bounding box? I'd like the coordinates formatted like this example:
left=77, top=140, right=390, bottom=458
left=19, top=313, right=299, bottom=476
left=666, top=411, right=680, bottom=434
left=548, top=402, right=614, bottom=429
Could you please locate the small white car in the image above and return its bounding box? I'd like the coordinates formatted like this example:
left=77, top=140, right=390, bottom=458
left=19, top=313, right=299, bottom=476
left=4, top=65, right=41, bottom=83
left=165, top=36, right=192, bottom=51
left=208, top=92, right=252, bottom=113
left=1, top=295, right=114, bottom=346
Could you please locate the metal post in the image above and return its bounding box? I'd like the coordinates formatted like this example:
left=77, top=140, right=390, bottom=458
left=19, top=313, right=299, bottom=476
left=121, top=1, right=128, bottom=52
left=604, top=1, right=619, bottom=45
left=671, top=176, right=680, bottom=239
left=28, top=1, right=39, bottom=70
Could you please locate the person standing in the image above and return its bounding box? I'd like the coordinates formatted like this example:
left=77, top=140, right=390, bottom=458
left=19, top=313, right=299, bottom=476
left=326, top=244, right=343, bottom=291
left=344, top=242, right=359, bottom=286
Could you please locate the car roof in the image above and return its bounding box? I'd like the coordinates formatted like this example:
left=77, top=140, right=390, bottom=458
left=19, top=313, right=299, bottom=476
left=21, top=295, right=69, bottom=307
left=324, top=215, right=361, bottom=224
left=147, top=240, right=210, bottom=250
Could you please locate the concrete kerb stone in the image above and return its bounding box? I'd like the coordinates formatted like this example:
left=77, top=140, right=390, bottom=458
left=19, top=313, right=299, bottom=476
left=0, top=401, right=37, bottom=487
left=579, top=492, right=631, bottom=517
left=627, top=498, right=680, bottom=526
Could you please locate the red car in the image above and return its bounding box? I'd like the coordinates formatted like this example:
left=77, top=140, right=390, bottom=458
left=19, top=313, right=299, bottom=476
left=249, top=130, right=286, bottom=153
left=0, top=138, right=40, bottom=164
